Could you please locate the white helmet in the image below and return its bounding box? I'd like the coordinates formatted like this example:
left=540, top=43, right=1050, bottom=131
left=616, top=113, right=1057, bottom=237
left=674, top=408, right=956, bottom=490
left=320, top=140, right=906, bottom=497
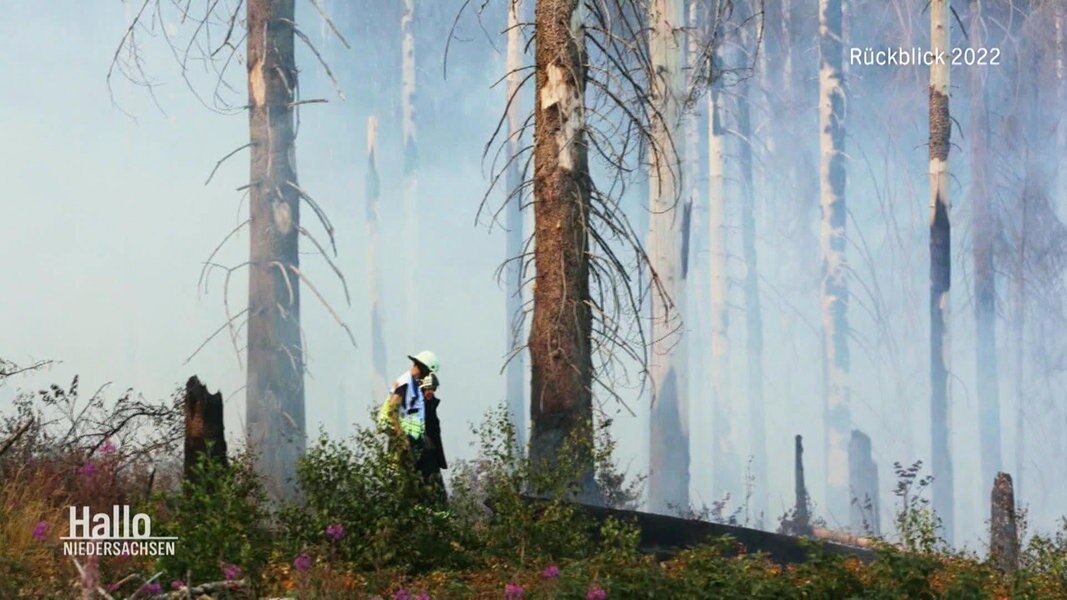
left=408, top=350, right=440, bottom=374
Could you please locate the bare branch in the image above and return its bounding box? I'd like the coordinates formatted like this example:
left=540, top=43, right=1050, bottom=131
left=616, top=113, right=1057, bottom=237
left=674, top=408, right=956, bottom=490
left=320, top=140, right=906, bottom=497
left=204, top=143, right=252, bottom=186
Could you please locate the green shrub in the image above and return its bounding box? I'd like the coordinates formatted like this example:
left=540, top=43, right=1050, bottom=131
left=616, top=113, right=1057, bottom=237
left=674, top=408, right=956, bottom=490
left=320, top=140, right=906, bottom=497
left=152, top=448, right=271, bottom=588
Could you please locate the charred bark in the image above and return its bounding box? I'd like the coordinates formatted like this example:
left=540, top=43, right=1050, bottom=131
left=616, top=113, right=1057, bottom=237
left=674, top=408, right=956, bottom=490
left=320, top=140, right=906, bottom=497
left=990, top=472, right=1019, bottom=572
left=184, top=376, right=228, bottom=485
left=528, top=0, right=596, bottom=501
left=246, top=0, right=305, bottom=501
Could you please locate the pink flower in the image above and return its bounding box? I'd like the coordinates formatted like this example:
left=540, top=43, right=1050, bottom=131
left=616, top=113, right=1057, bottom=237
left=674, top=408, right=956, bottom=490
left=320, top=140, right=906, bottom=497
left=586, top=584, right=607, bottom=600
left=541, top=564, right=560, bottom=578
left=326, top=522, right=345, bottom=540
left=77, top=462, right=96, bottom=476
left=138, top=582, right=162, bottom=595
left=504, top=582, right=525, bottom=598
left=100, top=438, right=117, bottom=454
left=32, top=520, right=48, bottom=540
left=170, top=580, right=185, bottom=590
left=221, top=562, right=242, bottom=580
left=393, top=589, right=410, bottom=600
left=293, top=552, right=312, bottom=571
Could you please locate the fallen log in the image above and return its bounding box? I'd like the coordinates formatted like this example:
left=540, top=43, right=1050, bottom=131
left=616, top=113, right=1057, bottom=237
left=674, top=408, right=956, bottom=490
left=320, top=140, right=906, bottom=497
left=517, top=496, right=875, bottom=564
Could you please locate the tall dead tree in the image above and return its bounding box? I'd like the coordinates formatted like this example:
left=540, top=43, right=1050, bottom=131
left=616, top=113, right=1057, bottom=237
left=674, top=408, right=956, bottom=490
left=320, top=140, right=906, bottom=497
left=707, top=14, right=738, bottom=503
left=1057, top=4, right=1067, bottom=217
left=401, top=0, right=418, bottom=349
left=505, top=0, right=527, bottom=450
left=738, top=1, right=766, bottom=527
left=246, top=0, right=305, bottom=501
left=528, top=0, right=596, bottom=500
left=969, top=0, right=1001, bottom=497
left=647, top=0, right=688, bottom=514
left=367, top=117, right=388, bottom=398
left=819, top=0, right=851, bottom=528
left=928, top=0, right=954, bottom=543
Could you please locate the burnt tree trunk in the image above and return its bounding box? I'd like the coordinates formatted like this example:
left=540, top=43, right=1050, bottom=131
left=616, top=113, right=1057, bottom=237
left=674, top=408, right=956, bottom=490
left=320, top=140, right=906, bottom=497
left=990, top=472, right=1019, bottom=572
left=528, top=0, right=597, bottom=501
left=790, top=434, right=811, bottom=534
left=819, top=0, right=851, bottom=529
left=928, top=0, right=954, bottom=543
left=184, top=376, right=228, bottom=483
left=246, top=0, right=305, bottom=501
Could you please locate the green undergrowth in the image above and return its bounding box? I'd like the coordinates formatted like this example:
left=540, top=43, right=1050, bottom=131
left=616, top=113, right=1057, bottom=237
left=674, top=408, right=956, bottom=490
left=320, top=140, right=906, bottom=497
left=3, top=403, right=1066, bottom=599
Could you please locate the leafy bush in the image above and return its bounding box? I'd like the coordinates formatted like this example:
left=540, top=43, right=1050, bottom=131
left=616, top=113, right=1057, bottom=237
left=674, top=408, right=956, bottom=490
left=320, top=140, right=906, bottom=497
left=152, top=448, right=272, bottom=588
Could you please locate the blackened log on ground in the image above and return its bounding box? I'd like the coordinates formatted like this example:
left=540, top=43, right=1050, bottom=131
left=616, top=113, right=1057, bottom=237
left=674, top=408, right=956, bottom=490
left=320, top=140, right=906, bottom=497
left=517, top=495, right=873, bottom=564
left=990, top=471, right=1019, bottom=572
left=184, top=375, right=228, bottom=482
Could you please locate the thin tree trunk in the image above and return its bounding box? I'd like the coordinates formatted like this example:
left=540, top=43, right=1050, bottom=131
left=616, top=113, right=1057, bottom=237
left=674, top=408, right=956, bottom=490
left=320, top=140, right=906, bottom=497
left=1014, top=193, right=1026, bottom=502
left=969, top=0, right=1001, bottom=497
left=819, top=0, right=850, bottom=528
left=246, top=0, right=305, bottom=501
left=708, top=40, right=737, bottom=502
left=737, top=4, right=765, bottom=528
left=367, top=117, right=388, bottom=398
left=401, top=0, right=418, bottom=349
left=528, top=0, right=596, bottom=501
left=1057, top=5, right=1067, bottom=217
left=928, top=0, right=954, bottom=543
left=648, top=0, right=689, bottom=514
left=505, top=0, right=527, bottom=451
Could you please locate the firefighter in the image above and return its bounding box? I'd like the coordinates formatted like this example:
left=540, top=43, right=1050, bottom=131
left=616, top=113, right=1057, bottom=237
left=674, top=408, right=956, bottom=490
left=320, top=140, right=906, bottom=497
left=416, top=373, right=448, bottom=504
left=377, top=350, right=439, bottom=439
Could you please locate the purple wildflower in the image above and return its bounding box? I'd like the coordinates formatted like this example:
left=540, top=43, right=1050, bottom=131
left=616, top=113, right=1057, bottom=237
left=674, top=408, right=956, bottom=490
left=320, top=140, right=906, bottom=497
left=32, top=520, right=48, bottom=540
left=504, top=582, right=525, bottom=598
left=170, top=580, right=185, bottom=590
left=393, top=589, right=410, bottom=600
left=139, top=582, right=162, bottom=595
left=77, top=462, right=96, bottom=477
left=293, top=552, right=312, bottom=571
left=221, top=562, right=242, bottom=580
left=99, top=438, right=117, bottom=454
left=541, top=564, right=560, bottom=578
left=325, top=522, right=345, bottom=540
left=586, top=584, right=607, bottom=600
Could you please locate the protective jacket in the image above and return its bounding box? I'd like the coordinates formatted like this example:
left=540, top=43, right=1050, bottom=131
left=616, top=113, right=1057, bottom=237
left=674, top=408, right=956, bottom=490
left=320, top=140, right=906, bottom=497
left=377, top=371, right=426, bottom=439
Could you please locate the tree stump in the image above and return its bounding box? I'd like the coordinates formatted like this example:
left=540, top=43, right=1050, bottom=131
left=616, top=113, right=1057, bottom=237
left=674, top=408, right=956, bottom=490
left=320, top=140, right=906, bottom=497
left=788, top=434, right=811, bottom=534
left=990, top=471, right=1019, bottom=572
left=849, top=429, right=880, bottom=535
left=184, top=376, right=227, bottom=483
